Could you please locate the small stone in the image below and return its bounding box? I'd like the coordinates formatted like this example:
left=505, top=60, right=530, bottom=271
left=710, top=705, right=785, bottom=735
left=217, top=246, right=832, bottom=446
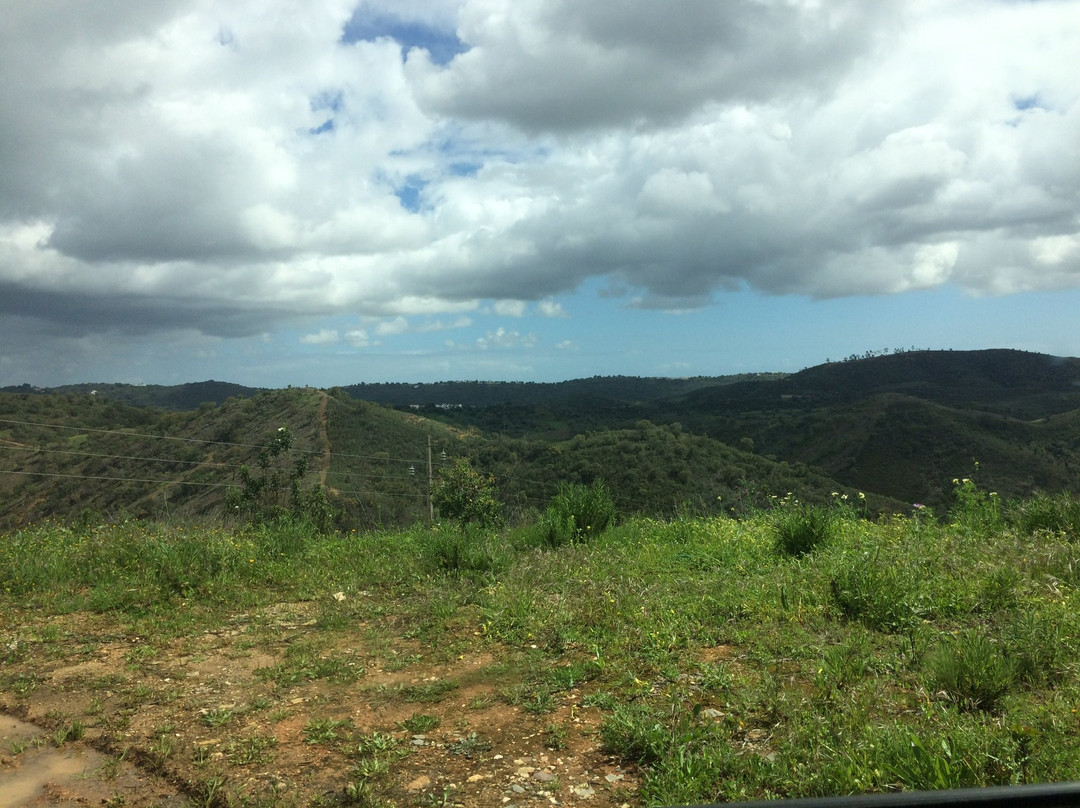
left=572, top=786, right=595, bottom=798
left=604, top=774, right=623, bottom=783
left=467, top=774, right=485, bottom=783
left=701, top=708, right=724, bottom=719
left=406, top=775, right=431, bottom=791
left=532, top=771, right=555, bottom=782
left=510, top=784, right=526, bottom=794
left=516, top=766, right=535, bottom=777
left=493, top=754, right=504, bottom=760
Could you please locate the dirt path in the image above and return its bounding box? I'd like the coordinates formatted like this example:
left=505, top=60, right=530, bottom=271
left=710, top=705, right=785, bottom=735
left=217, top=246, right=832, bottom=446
left=316, top=391, right=332, bottom=490
left=0, top=713, right=189, bottom=807
left=0, top=602, right=639, bottom=807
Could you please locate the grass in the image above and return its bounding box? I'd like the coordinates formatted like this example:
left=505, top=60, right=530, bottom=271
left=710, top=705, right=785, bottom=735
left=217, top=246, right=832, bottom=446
left=2, top=484, right=1080, bottom=804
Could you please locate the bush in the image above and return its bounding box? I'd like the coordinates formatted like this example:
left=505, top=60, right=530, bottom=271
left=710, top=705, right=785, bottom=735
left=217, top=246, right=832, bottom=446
left=541, top=481, right=615, bottom=547
left=423, top=524, right=508, bottom=574
left=772, top=505, right=835, bottom=557
left=431, top=459, right=502, bottom=528
left=1007, top=492, right=1080, bottom=539
left=830, top=554, right=926, bottom=632
left=925, top=630, right=1016, bottom=711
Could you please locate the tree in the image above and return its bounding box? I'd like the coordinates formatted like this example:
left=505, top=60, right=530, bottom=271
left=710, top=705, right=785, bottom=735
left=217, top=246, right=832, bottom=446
left=431, top=458, right=502, bottom=528
left=226, top=425, right=335, bottom=531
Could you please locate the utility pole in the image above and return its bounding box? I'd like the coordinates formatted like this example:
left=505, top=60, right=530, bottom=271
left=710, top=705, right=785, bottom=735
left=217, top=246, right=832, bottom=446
left=427, top=435, right=434, bottom=522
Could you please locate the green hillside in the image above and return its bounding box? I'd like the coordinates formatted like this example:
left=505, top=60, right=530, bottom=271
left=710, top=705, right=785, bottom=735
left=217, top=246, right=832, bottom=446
left=3, top=350, right=1078, bottom=528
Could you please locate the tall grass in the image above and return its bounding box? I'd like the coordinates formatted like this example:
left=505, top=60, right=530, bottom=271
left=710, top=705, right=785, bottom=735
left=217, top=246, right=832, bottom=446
left=3, top=488, right=1080, bottom=802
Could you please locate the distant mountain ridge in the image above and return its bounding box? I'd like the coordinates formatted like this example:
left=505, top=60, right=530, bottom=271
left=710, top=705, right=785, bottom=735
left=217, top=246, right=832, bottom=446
left=1, top=380, right=263, bottom=411
left=685, top=349, right=1080, bottom=418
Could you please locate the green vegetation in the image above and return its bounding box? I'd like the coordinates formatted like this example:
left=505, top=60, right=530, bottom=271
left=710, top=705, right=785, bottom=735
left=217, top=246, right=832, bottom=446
left=431, top=458, right=502, bottom=528
left=2, top=472, right=1079, bottom=805
left=540, top=480, right=615, bottom=547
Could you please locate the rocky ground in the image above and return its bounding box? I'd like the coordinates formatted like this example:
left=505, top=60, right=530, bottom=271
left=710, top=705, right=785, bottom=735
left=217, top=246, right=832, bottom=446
left=1, top=600, right=641, bottom=807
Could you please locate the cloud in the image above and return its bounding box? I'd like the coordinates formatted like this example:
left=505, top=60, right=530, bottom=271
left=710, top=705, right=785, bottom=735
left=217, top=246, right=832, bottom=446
left=476, top=327, right=537, bottom=350
left=1, top=0, right=1079, bottom=383
left=375, top=316, right=410, bottom=336
left=492, top=300, right=527, bottom=317
left=301, top=329, right=341, bottom=345
left=537, top=300, right=568, bottom=318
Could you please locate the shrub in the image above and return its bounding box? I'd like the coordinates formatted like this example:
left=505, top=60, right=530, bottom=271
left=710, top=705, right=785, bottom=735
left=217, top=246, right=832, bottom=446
left=423, top=524, right=508, bottom=574
left=541, top=481, right=615, bottom=547
left=830, top=554, right=926, bottom=632
left=431, top=459, right=502, bottom=528
left=599, top=703, right=673, bottom=765
left=1007, top=492, right=1080, bottom=539
left=925, top=630, right=1016, bottom=711
left=1003, top=609, right=1068, bottom=686
left=772, top=505, right=835, bottom=557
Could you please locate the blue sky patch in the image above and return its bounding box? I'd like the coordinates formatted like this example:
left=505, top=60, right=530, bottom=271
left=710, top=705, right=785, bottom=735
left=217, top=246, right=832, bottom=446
left=394, top=176, right=429, bottom=212
left=1012, top=94, right=1043, bottom=111
left=341, top=11, right=467, bottom=66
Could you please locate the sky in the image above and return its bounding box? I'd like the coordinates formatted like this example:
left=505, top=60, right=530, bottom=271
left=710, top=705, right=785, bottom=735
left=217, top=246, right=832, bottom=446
left=1, top=0, right=1079, bottom=388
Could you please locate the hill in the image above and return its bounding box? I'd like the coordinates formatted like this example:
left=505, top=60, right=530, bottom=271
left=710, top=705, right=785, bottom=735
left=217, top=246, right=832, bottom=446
left=1, top=380, right=264, bottom=410
left=3, top=350, right=1078, bottom=527
left=671, top=350, right=1080, bottom=510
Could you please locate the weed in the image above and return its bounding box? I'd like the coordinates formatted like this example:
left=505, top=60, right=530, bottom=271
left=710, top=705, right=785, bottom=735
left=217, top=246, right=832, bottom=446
left=697, top=663, right=733, bottom=695
left=52, top=720, right=84, bottom=747
left=340, top=777, right=390, bottom=807
left=1002, top=608, right=1067, bottom=686
left=773, top=504, right=835, bottom=557
left=202, top=708, right=234, bottom=727
left=447, top=731, right=491, bottom=759
left=523, top=689, right=557, bottom=715
left=544, top=722, right=569, bottom=750
left=1008, top=492, right=1080, bottom=539
left=541, top=481, right=616, bottom=547
left=400, top=679, right=459, bottom=703
left=546, top=659, right=602, bottom=691
left=192, top=745, right=213, bottom=767
left=925, top=630, right=1016, bottom=711
left=830, top=553, right=926, bottom=631
left=149, top=733, right=177, bottom=760
left=226, top=733, right=277, bottom=765
left=399, top=712, right=440, bottom=733
left=583, top=690, right=618, bottom=710
left=468, top=693, right=496, bottom=709
left=354, top=730, right=399, bottom=757
left=247, top=695, right=272, bottom=711
left=304, top=717, right=353, bottom=744
left=814, top=634, right=873, bottom=696
left=191, top=775, right=227, bottom=808
left=600, top=703, right=672, bottom=764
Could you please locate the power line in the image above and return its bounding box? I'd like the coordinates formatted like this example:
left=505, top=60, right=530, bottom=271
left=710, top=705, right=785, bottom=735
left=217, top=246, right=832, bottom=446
left=0, top=416, right=432, bottom=465
left=1, top=469, right=242, bottom=489
left=0, top=443, right=243, bottom=470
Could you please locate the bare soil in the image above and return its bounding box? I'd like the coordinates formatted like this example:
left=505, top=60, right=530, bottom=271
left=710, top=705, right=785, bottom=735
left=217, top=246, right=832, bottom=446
left=0, top=600, right=639, bottom=807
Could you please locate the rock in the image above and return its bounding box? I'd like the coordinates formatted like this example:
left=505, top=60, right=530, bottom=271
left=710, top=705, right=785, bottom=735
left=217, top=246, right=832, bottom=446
left=510, top=784, right=526, bottom=794
left=572, top=785, right=595, bottom=798
left=467, top=774, right=485, bottom=783
left=406, top=775, right=431, bottom=791
left=604, top=773, right=623, bottom=783
left=532, top=771, right=556, bottom=782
